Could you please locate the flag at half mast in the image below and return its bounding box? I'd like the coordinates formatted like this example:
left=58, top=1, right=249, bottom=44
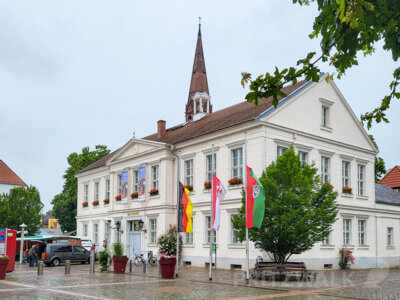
left=246, top=166, right=265, bottom=228
left=178, top=182, right=193, bottom=233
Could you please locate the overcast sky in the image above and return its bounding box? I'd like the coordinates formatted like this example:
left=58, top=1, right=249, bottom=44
left=0, top=1, right=398, bottom=212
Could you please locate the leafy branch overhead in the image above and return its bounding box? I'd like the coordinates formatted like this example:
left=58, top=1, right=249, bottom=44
left=241, top=0, right=400, bottom=129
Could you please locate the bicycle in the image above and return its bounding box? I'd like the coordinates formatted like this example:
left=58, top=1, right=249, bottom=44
left=133, top=251, right=157, bottom=266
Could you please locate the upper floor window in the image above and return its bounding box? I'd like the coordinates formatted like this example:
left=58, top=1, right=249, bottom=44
left=321, top=156, right=330, bottom=184
left=231, top=148, right=243, bottom=179
left=184, top=160, right=194, bottom=187
left=387, top=227, right=394, bottom=247
left=105, top=179, right=110, bottom=199
left=342, top=161, right=351, bottom=188
left=133, top=170, right=139, bottom=192
left=322, top=106, right=330, bottom=127
left=298, top=151, right=308, bottom=167
left=277, top=146, right=288, bottom=158
left=151, top=165, right=159, bottom=190
left=149, top=218, right=157, bottom=244
left=117, top=174, right=122, bottom=195
left=343, top=219, right=352, bottom=245
left=206, top=154, right=216, bottom=182
left=357, top=164, right=366, bottom=196
left=94, top=182, right=99, bottom=201
left=84, top=184, right=89, bottom=202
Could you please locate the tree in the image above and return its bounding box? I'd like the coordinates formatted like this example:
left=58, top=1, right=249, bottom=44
left=232, top=147, right=338, bottom=264
left=52, top=145, right=110, bottom=232
left=157, top=225, right=182, bottom=256
left=241, top=0, right=400, bottom=129
left=0, top=186, right=43, bottom=235
left=368, top=134, right=386, bottom=182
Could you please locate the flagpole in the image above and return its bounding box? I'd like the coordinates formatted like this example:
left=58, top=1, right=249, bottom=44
left=176, top=153, right=181, bottom=278
left=209, top=144, right=214, bottom=281
left=245, top=132, right=249, bottom=283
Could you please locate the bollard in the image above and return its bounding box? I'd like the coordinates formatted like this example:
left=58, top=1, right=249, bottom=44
left=142, top=258, right=146, bottom=274
left=129, top=259, right=132, bottom=273
left=90, top=249, right=95, bottom=274
left=37, top=261, right=43, bottom=276
left=65, top=260, right=71, bottom=275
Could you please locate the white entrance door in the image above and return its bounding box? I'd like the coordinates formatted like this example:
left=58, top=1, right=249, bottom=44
left=129, top=232, right=141, bottom=259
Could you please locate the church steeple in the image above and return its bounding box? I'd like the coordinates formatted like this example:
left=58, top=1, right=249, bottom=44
left=185, top=21, right=212, bottom=122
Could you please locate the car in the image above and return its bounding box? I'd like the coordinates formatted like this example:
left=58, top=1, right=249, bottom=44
left=79, top=238, right=93, bottom=252
left=43, top=243, right=91, bottom=267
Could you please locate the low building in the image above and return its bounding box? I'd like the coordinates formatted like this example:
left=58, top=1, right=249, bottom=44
left=0, top=160, right=26, bottom=194
left=379, top=166, right=400, bottom=193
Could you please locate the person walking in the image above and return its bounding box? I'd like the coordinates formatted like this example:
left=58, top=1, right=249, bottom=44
left=28, top=245, right=36, bottom=267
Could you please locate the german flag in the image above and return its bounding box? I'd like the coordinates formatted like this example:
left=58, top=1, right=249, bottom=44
left=178, top=182, right=193, bottom=233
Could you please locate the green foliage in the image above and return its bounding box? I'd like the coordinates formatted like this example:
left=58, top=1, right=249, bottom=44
left=0, top=186, right=43, bottom=235
left=51, top=145, right=110, bottom=232
left=157, top=225, right=182, bottom=256
left=112, top=242, right=124, bottom=258
left=242, top=0, right=400, bottom=129
left=98, top=243, right=110, bottom=271
left=232, top=147, right=338, bottom=264
left=368, top=134, right=387, bottom=182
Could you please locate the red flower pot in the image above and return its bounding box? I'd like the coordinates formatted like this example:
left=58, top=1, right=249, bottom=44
left=0, top=259, right=9, bottom=280
left=112, top=257, right=129, bottom=274
left=159, top=259, right=176, bottom=279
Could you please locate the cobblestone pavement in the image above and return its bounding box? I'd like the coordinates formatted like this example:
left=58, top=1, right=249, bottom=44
left=0, top=263, right=400, bottom=299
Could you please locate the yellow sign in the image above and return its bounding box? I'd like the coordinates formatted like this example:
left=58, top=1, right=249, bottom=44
left=127, top=211, right=139, bottom=216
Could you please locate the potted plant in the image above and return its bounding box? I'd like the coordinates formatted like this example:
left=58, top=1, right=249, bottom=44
left=97, top=241, right=110, bottom=272
left=228, top=177, right=243, bottom=185
left=339, top=248, right=355, bottom=269
left=131, top=192, right=138, bottom=199
left=0, top=255, right=9, bottom=280
left=157, top=225, right=182, bottom=279
left=82, top=202, right=88, bottom=207
left=342, top=186, right=352, bottom=194
left=115, top=195, right=122, bottom=201
left=92, top=200, right=99, bottom=206
left=112, top=242, right=128, bottom=274
left=103, top=198, right=109, bottom=205
left=149, top=189, right=159, bottom=196
left=204, top=181, right=211, bottom=190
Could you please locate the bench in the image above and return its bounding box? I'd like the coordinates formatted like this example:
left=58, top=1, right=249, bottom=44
left=250, top=261, right=316, bottom=281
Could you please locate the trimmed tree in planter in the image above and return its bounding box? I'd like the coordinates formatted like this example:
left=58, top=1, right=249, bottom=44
left=157, top=226, right=182, bottom=279
left=112, top=242, right=128, bottom=274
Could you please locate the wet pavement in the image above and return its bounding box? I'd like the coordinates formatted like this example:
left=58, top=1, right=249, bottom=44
left=1, top=262, right=400, bottom=299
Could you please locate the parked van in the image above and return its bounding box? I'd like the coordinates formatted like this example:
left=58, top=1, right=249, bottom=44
left=79, top=237, right=93, bottom=252
left=43, top=243, right=91, bottom=266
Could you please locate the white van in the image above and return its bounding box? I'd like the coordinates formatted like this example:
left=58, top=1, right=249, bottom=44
left=77, top=237, right=93, bottom=252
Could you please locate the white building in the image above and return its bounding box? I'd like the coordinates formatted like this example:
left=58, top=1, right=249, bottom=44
left=76, top=27, right=400, bottom=270
left=0, top=160, right=26, bottom=194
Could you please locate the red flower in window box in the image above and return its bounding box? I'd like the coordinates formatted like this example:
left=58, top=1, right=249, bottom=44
left=228, top=177, right=243, bottom=185
left=103, top=198, right=109, bottom=204
left=131, top=192, right=138, bottom=199
left=115, top=195, right=121, bottom=201
left=92, top=200, right=99, bottom=206
left=342, top=186, right=352, bottom=194
left=149, top=189, right=159, bottom=196
left=204, top=181, right=211, bottom=190
left=82, top=202, right=88, bottom=207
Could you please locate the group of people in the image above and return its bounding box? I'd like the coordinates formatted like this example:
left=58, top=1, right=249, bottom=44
left=24, top=245, right=40, bottom=267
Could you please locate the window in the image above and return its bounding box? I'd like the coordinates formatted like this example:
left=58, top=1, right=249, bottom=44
left=84, top=184, right=89, bottom=202
left=151, top=165, right=159, bottom=190
left=322, top=233, right=331, bottom=245
left=342, top=161, right=351, bottom=188
left=358, top=220, right=366, bottom=245
left=55, top=246, right=72, bottom=253
left=322, top=106, right=329, bottom=127
left=298, top=151, right=308, bottom=167
left=231, top=148, right=243, bottom=179
left=149, top=219, right=157, bottom=244
left=206, top=216, right=217, bottom=243
left=387, top=227, right=394, bottom=247
left=357, top=164, right=365, bottom=196
left=105, top=179, right=110, bottom=199
left=184, top=217, right=194, bottom=244
left=117, top=174, right=122, bottom=195
left=133, top=170, right=139, bottom=192
left=74, top=246, right=85, bottom=253
left=93, top=224, right=98, bottom=244
left=206, top=154, right=216, bottom=182
left=321, top=156, right=330, bottom=184
left=343, top=219, right=352, bottom=245
left=184, top=160, right=194, bottom=187
left=94, top=182, right=99, bottom=202
left=231, top=214, right=241, bottom=244
left=277, top=146, right=288, bottom=158
left=83, top=224, right=88, bottom=237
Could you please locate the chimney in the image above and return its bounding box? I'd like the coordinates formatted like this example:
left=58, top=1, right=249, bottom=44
left=157, top=120, right=166, bottom=135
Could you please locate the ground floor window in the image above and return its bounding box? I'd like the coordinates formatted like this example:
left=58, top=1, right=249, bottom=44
left=205, top=216, right=216, bottom=244
left=184, top=217, right=194, bottom=244
left=149, top=218, right=157, bottom=244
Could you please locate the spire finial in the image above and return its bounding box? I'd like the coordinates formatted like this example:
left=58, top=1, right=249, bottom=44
left=198, top=16, right=201, bottom=35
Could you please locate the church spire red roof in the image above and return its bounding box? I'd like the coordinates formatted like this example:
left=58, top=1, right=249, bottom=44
left=185, top=24, right=212, bottom=122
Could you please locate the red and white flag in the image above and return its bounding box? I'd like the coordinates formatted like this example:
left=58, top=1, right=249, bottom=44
left=212, top=174, right=226, bottom=231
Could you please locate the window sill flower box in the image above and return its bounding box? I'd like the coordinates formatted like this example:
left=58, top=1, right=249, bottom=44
left=228, top=177, right=243, bottom=186
left=131, top=192, right=138, bottom=199
left=185, top=185, right=193, bottom=192
left=342, top=187, right=352, bottom=194
left=204, top=181, right=211, bottom=190
left=92, top=200, right=99, bottom=206
left=103, top=198, right=109, bottom=205
left=115, top=195, right=121, bottom=201
left=82, top=202, right=88, bottom=208
left=149, top=189, right=159, bottom=196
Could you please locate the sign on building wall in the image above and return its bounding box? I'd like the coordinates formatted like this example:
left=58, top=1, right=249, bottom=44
left=138, top=166, right=146, bottom=201
left=121, top=171, right=128, bottom=203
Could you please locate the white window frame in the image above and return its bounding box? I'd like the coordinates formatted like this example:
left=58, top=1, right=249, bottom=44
left=184, top=217, right=194, bottom=245
left=298, top=151, right=308, bottom=167
left=358, top=219, right=366, bottom=245
left=357, top=164, right=366, bottom=196
left=322, top=232, right=332, bottom=245
left=83, top=224, right=88, bottom=237
left=151, top=165, right=159, bottom=190
left=342, top=161, right=351, bottom=188
left=93, top=223, right=98, bottom=244
left=105, top=179, right=110, bottom=199
left=205, top=215, right=216, bottom=244
left=321, top=156, right=331, bottom=184
left=117, top=174, right=122, bottom=195
left=322, top=106, right=330, bottom=128
left=231, top=148, right=243, bottom=179
left=184, top=160, right=194, bottom=187
left=149, top=218, right=157, bottom=244
left=206, top=154, right=216, bottom=182
left=230, top=214, right=242, bottom=244
left=133, top=170, right=139, bottom=193
left=343, top=219, right=352, bottom=245
left=94, top=182, right=99, bottom=202
left=277, top=146, right=288, bottom=158
left=387, top=227, right=394, bottom=247
left=84, top=184, right=89, bottom=203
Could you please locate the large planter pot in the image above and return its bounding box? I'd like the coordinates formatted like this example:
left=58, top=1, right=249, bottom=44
left=112, top=257, right=129, bottom=274
left=159, top=259, right=176, bottom=279
left=0, top=259, right=9, bottom=280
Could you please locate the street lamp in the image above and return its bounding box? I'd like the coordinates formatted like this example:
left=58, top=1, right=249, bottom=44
left=18, top=224, right=27, bottom=264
